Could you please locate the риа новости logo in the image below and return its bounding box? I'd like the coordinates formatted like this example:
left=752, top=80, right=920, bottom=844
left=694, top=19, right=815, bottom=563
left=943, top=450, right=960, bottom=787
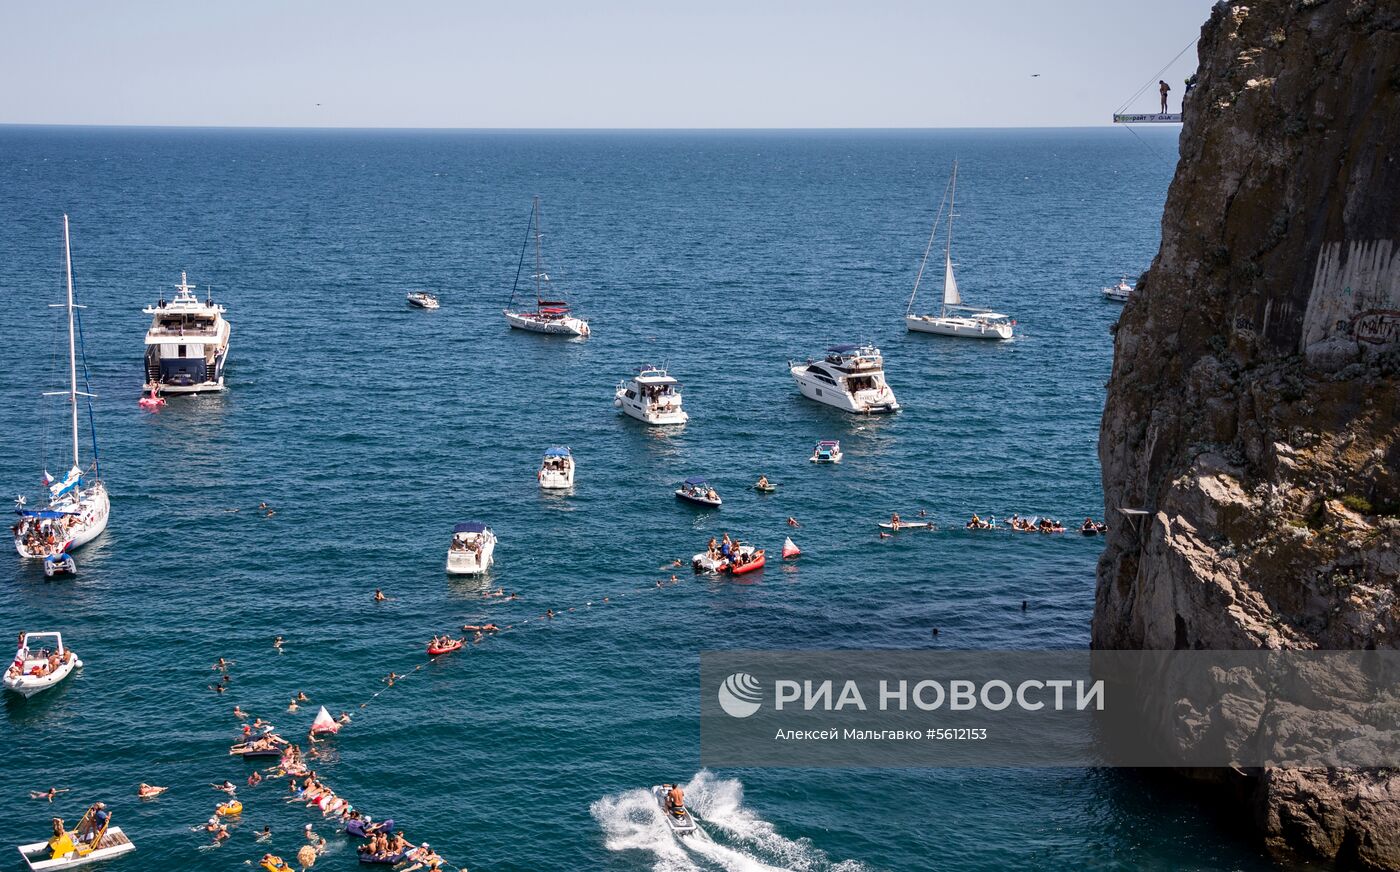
left=718, top=672, right=763, bottom=718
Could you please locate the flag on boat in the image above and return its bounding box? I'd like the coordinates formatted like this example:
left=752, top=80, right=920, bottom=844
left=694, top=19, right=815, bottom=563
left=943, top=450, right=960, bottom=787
left=48, top=466, right=82, bottom=500
left=309, top=706, right=340, bottom=735
left=782, top=537, right=801, bottom=559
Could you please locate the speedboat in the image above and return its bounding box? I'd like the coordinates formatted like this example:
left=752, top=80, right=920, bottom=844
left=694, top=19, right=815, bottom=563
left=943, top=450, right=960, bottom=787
left=18, top=805, right=134, bottom=871
left=652, top=785, right=697, bottom=836
left=676, top=477, right=721, bottom=508
left=615, top=366, right=689, bottom=425
left=4, top=632, right=82, bottom=699
left=142, top=271, right=232, bottom=394
left=904, top=161, right=1015, bottom=341
left=538, top=446, right=575, bottom=489
left=14, top=218, right=109, bottom=564
left=789, top=344, right=900, bottom=413
left=503, top=196, right=590, bottom=337
left=810, top=440, right=843, bottom=463
left=1102, top=277, right=1134, bottom=302
left=445, top=521, right=496, bottom=575
left=406, top=291, right=440, bottom=310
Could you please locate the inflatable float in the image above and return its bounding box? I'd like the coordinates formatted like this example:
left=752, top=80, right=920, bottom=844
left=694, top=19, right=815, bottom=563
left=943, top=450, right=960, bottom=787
left=427, top=639, right=463, bottom=656
left=729, top=549, right=765, bottom=575
left=259, top=857, right=291, bottom=872
left=345, top=818, right=393, bottom=839
left=216, top=800, right=242, bottom=816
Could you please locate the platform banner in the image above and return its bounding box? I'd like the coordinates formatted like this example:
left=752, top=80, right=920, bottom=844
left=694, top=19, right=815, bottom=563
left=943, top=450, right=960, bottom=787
left=699, top=650, right=1400, bottom=768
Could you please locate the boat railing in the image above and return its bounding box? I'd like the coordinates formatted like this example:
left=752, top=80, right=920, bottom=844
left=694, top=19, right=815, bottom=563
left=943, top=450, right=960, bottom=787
left=146, top=325, right=218, bottom=338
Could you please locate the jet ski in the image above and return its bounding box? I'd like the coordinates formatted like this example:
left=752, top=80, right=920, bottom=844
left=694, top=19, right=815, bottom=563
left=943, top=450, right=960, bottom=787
left=652, top=785, right=697, bottom=835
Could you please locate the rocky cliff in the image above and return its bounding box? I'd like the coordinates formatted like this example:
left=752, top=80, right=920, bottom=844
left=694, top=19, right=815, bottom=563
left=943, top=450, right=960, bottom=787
left=1094, top=1, right=1400, bottom=867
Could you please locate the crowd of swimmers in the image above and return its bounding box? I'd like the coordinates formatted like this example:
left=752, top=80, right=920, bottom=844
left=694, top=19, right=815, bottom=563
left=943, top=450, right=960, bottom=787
left=964, top=513, right=1105, bottom=534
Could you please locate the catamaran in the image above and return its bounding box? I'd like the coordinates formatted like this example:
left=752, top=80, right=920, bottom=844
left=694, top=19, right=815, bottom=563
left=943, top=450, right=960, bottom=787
left=142, top=271, right=231, bottom=394
left=503, top=196, right=590, bottom=337
left=13, top=217, right=110, bottom=568
left=904, top=161, right=1015, bottom=340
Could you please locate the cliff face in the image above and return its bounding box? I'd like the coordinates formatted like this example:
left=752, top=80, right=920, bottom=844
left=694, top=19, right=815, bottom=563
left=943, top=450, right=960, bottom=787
left=1094, top=1, right=1400, bottom=867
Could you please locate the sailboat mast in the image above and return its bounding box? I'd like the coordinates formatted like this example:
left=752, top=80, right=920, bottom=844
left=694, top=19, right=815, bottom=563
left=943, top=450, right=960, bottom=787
left=62, top=214, right=80, bottom=470
left=944, top=162, right=958, bottom=317
left=533, top=196, right=543, bottom=308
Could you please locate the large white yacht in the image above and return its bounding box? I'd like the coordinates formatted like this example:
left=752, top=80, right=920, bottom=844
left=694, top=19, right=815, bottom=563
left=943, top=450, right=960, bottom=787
left=142, top=272, right=231, bottom=394
left=789, top=344, right=900, bottom=414
left=615, top=366, right=689, bottom=425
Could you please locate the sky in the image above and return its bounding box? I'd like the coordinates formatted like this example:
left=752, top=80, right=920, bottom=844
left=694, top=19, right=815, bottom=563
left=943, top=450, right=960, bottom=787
left=0, top=1, right=1212, bottom=128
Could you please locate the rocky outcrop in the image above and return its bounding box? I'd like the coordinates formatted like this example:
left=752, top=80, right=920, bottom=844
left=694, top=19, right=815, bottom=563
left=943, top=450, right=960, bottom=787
left=1095, top=1, right=1400, bottom=867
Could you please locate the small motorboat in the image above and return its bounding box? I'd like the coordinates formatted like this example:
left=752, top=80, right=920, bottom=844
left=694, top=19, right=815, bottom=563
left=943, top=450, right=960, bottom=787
left=1102, top=277, right=1133, bottom=302
left=4, top=632, right=82, bottom=699
left=753, top=478, right=776, bottom=493
left=445, top=521, right=496, bottom=575
left=406, top=291, right=440, bottom=310
left=810, top=440, right=843, bottom=463
left=345, top=818, right=393, bottom=840
left=427, top=638, right=463, bottom=656
left=729, top=548, right=765, bottom=575
left=42, top=553, right=76, bottom=578
left=675, top=477, right=721, bottom=508
left=652, top=785, right=697, bottom=836
left=538, top=446, right=575, bottom=489
left=782, top=537, right=801, bottom=559
left=19, top=806, right=134, bottom=871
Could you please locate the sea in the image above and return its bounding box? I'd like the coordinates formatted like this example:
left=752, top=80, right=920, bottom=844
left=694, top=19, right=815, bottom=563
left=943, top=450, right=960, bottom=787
left=0, top=126, right=1276, bottom=871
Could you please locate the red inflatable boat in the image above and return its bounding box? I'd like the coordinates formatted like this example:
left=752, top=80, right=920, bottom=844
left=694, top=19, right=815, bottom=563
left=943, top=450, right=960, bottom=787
left=728, top=549, right=765, bottom=575
left=427, top=639, right=464, bottom=656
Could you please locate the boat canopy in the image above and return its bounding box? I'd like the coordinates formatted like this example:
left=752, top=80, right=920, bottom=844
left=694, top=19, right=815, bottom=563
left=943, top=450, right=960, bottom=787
left=15, top=508, right=78, bottom=518
left=827, top=343, right=859, bottom=353
left=683, top=476, right=709, bottom=486
left=544, top=446, right=571, bottom=457
left=817, top=440, right=840, bottom=447
left=453, top=521, right=489, bottom=533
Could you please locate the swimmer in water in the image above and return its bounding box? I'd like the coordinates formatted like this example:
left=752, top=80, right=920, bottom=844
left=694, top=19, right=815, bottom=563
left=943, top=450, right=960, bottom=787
left=273, top=636, right=284, bottom=650
left=30, top=787, right=65, bottom=801
left=213, top=657, right=228, bottom=672
left=256, top=825, right=272, bottom=842
left=337, top=712, right=352, bottom=725
left=288, top=699, right=299, bottom=712
left=787, top=517, right=800, bottom=527
left=545, top=609, right=555, bottom=619
left=296, top=691, right=309, bottom=702
left=384, top=672, right=401, bottom=686
left=373, top=589, right=386, bottom=602
left=233, top=705, right=248, bottom=720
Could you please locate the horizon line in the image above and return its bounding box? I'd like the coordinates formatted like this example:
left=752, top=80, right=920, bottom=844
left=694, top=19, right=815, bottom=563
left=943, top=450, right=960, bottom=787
left=0, top=122, right=1152, bottom=133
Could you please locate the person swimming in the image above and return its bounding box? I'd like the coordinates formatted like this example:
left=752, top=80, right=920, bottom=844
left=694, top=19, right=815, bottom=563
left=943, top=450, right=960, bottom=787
left=373, top=589, right=386, bottom=602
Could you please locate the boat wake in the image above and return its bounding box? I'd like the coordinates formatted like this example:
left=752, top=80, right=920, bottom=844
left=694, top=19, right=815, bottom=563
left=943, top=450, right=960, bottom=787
left=592, top=771, right=867, bottom=872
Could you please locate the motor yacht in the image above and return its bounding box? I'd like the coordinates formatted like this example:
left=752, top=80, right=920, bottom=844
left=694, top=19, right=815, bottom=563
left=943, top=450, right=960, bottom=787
left=1102, top=277, right=1134, bottom=302
left=790, top=344, right=899, bottom=413
left=143, top=272, right=231, bottom=393
left=445, top=522, right=496, bottom=575
left=615, top=366, right=689, bottom=425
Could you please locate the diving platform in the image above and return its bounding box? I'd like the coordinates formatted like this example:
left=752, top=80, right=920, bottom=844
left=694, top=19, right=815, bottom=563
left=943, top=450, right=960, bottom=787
left=1113, top=113, right=1182, bottom=124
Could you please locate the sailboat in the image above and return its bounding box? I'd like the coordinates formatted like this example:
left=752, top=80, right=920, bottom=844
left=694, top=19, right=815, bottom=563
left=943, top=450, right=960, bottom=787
left=502, top=196, right=590, bottom=337
left=12, top=216, right=111, bottom=567
left=904, top=162, right=1015, bottom=341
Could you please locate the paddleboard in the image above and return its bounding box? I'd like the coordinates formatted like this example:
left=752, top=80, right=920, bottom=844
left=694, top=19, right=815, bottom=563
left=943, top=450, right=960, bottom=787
left=878, top=522, right=934, bottom=530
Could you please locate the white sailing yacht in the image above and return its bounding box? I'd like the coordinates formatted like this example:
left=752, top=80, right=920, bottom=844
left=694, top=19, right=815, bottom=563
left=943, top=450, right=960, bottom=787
left=503, top=196, right=590, bottom=337
left=905, top=161, right=1015, bottom=341
left=13, top=216, right=110, bottom=565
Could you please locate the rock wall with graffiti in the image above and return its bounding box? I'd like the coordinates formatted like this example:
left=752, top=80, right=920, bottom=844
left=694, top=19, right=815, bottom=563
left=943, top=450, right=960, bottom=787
left=1302, top=239, right=1400, bottom=363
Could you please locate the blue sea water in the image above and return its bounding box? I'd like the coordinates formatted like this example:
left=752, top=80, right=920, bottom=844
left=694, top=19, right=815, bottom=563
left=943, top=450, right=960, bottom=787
left=0, top=127, right=1276, bottom=871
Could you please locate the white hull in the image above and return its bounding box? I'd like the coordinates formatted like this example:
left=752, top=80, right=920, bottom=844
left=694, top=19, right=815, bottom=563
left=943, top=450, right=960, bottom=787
left=4, top=657, right=80, bottom=698
left=905, top=314, right=1012, bottom=340
left=615, top=392, right=688, bottom=425
left=539, top=468, right=575, bottom=489
left=446, top=540, right=496, bottom=575
left=18, top=828, right=134, bottom=871
left=1102, top=288, right=1131, bottom=302
left=14, top=485, right=110, bottom=559
left=789, top=366, right=899, bottom=414
left=156, top=375, right=225, bottom=394
left=504, top=310, right=590, bottom=337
